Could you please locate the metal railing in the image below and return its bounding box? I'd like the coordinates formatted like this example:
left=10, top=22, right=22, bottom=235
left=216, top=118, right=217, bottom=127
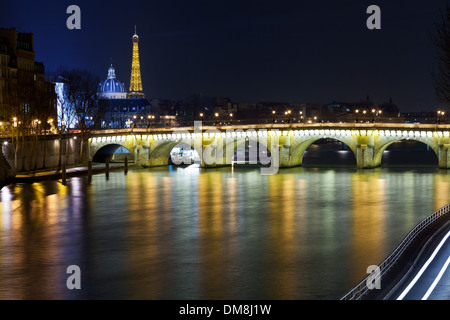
left=341, top=203, right=450, bottom=300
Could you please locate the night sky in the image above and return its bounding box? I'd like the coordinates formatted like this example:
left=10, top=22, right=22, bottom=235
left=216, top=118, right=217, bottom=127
left=1, top=0, right=448, bottom=112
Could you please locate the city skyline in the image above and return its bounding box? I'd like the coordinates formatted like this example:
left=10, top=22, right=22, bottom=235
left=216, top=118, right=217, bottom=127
left=1, top=0, right=449, bottom=112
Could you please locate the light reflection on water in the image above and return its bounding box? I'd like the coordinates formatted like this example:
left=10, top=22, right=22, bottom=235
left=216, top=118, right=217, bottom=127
left=0, top=154, right=449, bottom=299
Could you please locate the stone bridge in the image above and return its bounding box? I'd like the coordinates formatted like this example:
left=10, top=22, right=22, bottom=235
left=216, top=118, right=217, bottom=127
left=89, top=122, right=450, bottom=174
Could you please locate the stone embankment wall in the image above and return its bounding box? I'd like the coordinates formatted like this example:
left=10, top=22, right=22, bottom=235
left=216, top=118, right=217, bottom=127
left=0, top=135, right=89, bottom=186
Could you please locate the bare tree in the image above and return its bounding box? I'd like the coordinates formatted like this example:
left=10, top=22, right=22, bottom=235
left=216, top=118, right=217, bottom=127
left=33, top=82, right=57, bottom=170
left=55, top=68, right=101, bottom=164
left=431, top=4, right=450, bottom=104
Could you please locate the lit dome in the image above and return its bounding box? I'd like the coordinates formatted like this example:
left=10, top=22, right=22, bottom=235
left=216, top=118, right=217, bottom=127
left=98, top=65, right=127, bottom=99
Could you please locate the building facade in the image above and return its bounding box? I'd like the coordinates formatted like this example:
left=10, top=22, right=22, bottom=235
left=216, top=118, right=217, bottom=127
left=0, top=28, right=56, bottom=132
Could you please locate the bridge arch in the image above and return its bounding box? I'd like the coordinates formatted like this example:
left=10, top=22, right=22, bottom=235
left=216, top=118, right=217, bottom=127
left=288, top=136, right=357, bottom=167
left=148, top=140, right=202, bottom=167
left=92, top=143, right=133, bottom=163
left=373, top=137, right=439, bottom=167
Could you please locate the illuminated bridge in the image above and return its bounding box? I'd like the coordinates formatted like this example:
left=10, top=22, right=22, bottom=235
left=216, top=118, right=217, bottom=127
left=89, top=122, right=450, bottom=171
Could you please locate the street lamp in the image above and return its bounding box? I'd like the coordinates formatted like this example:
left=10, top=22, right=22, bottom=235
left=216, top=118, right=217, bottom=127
left=284, top=110, right=292, bottom=123
left=215, top=112, right=219, bottom=125
left=437, top=110, right=446, bottom=124
left=147, top=115, right=152, bottom=128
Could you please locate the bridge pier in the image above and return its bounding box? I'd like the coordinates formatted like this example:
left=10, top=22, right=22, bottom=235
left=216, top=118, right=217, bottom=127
left=355, top=132, right=377, bottom=169
left=438, top=143, right=450, bottom=169
left=355, top=144, right=378, bottom=169
left=277, top=135, right=291, bottom=168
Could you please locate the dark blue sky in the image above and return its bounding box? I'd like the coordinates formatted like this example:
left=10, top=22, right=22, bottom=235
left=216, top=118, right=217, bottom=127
left=2, top=0, right=448, bottom=111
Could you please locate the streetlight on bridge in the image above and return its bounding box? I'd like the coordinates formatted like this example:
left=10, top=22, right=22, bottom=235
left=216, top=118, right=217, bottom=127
left=437, top=110, right=446, bottom=124
left=215, top=112, right=219, bottom=125
left=147, top=115, right=155, bottom=128
left=285, top=110, right=292, bottom=123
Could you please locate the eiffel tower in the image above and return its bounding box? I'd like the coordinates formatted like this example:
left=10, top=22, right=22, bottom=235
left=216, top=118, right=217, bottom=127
left=128, top=25, right=145, bottom=98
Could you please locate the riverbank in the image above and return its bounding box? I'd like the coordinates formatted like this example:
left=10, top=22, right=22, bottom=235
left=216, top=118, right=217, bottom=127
left=12, top=162, right=133, bottom=183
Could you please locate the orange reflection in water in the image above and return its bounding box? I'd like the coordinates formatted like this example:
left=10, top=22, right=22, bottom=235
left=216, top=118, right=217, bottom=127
left=350, top=171, right=387, bottom=284
left=0, top=182, right=69, bottom=299
left=434, top=173, right=450, bottom=210
left=267, top=173, right=302, bottom=298
left=197, top=171, right=228, bottom=298
left=124, top=171, right=167, bottom=299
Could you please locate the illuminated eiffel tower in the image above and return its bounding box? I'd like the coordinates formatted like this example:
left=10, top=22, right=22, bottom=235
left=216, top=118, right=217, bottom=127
left=128, top=25, right=145, bottom=98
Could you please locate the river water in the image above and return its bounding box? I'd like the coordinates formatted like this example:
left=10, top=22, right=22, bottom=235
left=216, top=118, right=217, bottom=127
left=0, top=143, right=449, bottom=300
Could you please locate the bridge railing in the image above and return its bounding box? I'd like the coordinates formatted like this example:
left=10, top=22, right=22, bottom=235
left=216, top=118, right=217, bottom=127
left=341, top=203, right=450, bottom=300
left=88, top=122, right=450, bottom=136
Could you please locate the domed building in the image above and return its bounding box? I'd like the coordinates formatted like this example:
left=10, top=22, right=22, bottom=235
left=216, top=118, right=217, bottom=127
left=98, top=65, right=127, bottom=99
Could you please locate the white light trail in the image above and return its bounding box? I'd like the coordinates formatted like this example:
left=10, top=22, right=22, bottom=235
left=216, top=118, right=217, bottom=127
left=397, top=230, right=450, bottom=300
left=421, top=255, right=450, bottom=300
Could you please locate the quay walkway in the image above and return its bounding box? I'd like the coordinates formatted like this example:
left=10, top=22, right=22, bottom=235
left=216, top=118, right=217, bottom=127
left=342, top=203, right=450, bottom=300
left=13, top=162, right=129, bottom=183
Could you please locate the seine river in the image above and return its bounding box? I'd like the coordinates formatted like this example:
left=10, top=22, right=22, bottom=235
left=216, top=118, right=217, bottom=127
left=0, top=142, right=449, bottom=299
